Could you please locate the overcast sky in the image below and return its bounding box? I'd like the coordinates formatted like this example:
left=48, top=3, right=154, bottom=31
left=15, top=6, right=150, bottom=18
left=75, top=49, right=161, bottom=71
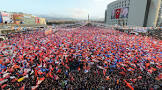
left=0, top=0, right=116, bottom=19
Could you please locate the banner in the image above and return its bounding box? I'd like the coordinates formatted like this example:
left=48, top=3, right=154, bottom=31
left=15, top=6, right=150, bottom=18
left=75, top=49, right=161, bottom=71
left=111, top=9, right=115, bottom=19
left=111, top=7, right=129, bottom=19
left=115, top=8, right=121, bottom=19
left=35, top=17, right=40, bottom=24
left=120, top=7, right=129, bottom=18
left=1, top=12, right=12, bottom=24
left=0, top=12, right=2, bottom=23
left=13, top=14, right=24, bottom=24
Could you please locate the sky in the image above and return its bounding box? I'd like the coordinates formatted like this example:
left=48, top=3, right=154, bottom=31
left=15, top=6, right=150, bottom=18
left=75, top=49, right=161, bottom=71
left=0, top=0, right=116, bottom=19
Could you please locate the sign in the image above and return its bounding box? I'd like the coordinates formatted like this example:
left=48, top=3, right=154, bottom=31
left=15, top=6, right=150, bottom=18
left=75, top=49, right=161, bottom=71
left=111, top=7, right=129, bottom=19
left=120, top=7, right=129, bottom=18
left=35, top=17, right=40, bottom=24
left=0, top=12, right=2, bottom=23
left=115, top=8, right=121, bottom=19
left=111, top=9, right=115, bottom=19
left=1, top=12, right=12, bottom=24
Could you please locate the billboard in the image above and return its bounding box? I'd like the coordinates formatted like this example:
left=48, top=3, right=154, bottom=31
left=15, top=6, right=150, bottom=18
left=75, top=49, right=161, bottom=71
left=39, top=18, right=46, bottom=25
left=0, top=12, right=2, bottom=23
left=13, top=14, right=24, bottom=24
left=111, top=7, right=129, bottom=19
left=1, top=12, right=12, bottom=24
left=35, top=17, right=40, bottom=24
left=115, top=8, right=121, bottom=19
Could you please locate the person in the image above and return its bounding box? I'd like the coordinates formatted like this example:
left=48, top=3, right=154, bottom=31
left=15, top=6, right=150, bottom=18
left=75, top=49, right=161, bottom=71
left=0, top=26, right=161, bottom=89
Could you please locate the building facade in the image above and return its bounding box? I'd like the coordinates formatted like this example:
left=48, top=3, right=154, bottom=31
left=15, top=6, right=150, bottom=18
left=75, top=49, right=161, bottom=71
left=0, top=11, right=47, bottom=25
left=157, top=1, right=162, bottom=26
left=105, top=0, right=162, bottom=27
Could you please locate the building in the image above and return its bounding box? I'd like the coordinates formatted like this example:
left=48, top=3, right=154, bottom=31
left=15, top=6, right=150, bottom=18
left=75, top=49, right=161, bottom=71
left=23, top=14, right=36, bottom=25
left=0, top=11, right=46, bottom=25
left=105, top=0, right=162, bottom=27
left=1, top=11, right=13, bottom=24
left=12, top=13, right=24, bottom=24
left=157, top=1, right=162, bottom=26
left=39, top=18, right=47, bottom=25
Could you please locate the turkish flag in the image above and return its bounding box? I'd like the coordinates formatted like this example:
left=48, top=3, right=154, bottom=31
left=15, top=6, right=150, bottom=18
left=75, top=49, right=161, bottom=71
left=115, top=9, right=121, bottom=19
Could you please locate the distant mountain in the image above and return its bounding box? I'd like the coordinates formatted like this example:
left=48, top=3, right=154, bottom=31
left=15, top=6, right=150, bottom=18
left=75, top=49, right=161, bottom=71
left=37, top=15, right=79, bottom=21
left=37, top=14, right=104, bottom=21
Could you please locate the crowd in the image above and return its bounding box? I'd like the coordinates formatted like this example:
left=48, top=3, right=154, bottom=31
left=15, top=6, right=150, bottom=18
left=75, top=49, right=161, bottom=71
left=0, top=26, right=161, bottom=90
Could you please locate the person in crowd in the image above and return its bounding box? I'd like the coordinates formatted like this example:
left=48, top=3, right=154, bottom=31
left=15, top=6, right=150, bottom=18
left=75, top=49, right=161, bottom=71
left=0, top=26, right=161, bottom=90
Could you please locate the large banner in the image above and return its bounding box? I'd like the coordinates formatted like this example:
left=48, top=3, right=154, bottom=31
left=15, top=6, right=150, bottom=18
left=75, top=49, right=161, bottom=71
left=115, top=8, right=121, bottom=19
left=0, top=12, right=2, bottom=23
left=1, top=12, right=12, bottom=24
left=111, top=9, right=115, bottom=19
left=35, top=17, right=40, bottom=24
left=120, top=7, right=129, bottom=18
left=13, top=14, right=24, bottom=24
left=111, top=7, right=129, bottom=19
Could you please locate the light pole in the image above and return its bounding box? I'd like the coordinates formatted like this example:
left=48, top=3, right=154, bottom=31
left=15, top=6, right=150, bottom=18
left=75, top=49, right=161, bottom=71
left=88, top=14, right=90, bottom=23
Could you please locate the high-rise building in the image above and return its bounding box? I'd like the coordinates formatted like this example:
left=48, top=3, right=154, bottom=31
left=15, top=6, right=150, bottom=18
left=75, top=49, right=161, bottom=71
left=105, top=0, right=162, bottom=27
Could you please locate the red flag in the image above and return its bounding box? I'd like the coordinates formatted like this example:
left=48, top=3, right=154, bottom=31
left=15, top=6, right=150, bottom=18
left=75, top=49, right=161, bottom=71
left=103, top=69, right=106, bottom=76
left=115, top=9, right=121, bottom=19
left=57, top=69, right=61, bottom=73
left=78, top=67, right=81, bottom=71
left=119, top=71, right=126, bottom=75
left=39, top=77, right=45, bottom=81
left=1, top=84, right=7, bottom=89
left=65, top=64, right=70, bottom=69
left=35, top=70, right=38, bottom=76
left=156, top=73, right=162, bottom=80
left=49, top=72, right=53, bottom=78
left=71, top=76, right=74, bottom=81
left=124, top=80, right=134, bottom=90
left=106, top=76, right=110, bottom=80
left=20, top=85, right=25, bottom=90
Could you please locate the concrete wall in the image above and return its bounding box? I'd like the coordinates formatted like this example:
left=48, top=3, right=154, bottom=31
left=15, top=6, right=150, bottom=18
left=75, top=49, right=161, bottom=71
left=147, top=0, right=161, bottom=27
left=106, top=1, right=118, bottom=25
left=127, top=0, right=147, bottom=26
left=105, top=0, right=161, bottom=27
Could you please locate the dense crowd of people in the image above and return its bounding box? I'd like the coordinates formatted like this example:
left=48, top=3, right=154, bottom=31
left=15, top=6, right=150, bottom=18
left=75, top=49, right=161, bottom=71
left=0, top=26, right=161, bottom=89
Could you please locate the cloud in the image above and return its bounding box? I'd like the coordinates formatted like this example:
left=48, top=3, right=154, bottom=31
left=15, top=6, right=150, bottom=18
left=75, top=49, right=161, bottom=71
left=89, top=0, right=116, bottom=18
left=93, top=0, right=108, bottom=2
left=93, top=0, right=115, bottom=3
left=70, top=8, right=89, bottom=19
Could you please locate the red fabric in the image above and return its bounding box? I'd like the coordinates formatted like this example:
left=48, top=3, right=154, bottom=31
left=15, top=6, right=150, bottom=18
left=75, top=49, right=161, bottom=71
left=57, top=69, right=61, bottom=73
left=124, top=80, right=134, bottom=90
left=103, top=70, right=106, bottom=76
left=115, top=9, right=121, bottom=19
left=49, top=72, right=53, bottom=78
left=35, top=70, right=38, bottom=76
left=20, top=85, right=25, bottom=90
left=1, top=84, right=7, bottom=89
left=119, top=71, right=126, bottom=75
